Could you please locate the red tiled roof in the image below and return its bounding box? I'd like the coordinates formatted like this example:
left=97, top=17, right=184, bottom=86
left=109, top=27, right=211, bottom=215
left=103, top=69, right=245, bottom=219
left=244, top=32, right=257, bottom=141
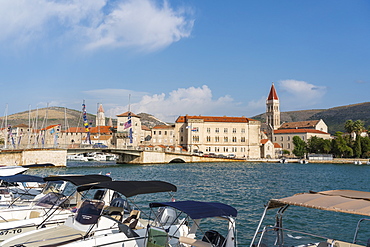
left=152, top=125, right=174, bottom=129
left=267, top=83, right=279, bottom=100
left=261, top=139, right=270, bottom=144
left=274, top=129, right=329, bottom=134
left=175, top=115, right=256, bottom=123
left=116, top=111, right=140, bottom=118
left=274, top=143, right=282, bottom=148
left=141, top=126, right=151, bottom=131
left=41, top=124, right=60, bottom=131
left=64, top=126, right=112, bottom=134
left=279, top=120, right=320, bottom=129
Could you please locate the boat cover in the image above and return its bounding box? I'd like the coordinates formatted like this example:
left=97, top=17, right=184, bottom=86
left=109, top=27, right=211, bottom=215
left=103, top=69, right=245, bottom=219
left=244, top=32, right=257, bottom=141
left=0, top=174, right=45, bottom=183
left=267, top=190, right=370, bottom=217
left=77, top=180, right=177, bottom=197
left=44, top=174, right=112, bottom=186
left=149, top=200, right=237, bottom=219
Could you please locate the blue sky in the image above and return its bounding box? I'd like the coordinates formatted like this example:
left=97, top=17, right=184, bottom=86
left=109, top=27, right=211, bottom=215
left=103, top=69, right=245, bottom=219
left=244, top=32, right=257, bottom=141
left=0, top=0, right=369, bottom=122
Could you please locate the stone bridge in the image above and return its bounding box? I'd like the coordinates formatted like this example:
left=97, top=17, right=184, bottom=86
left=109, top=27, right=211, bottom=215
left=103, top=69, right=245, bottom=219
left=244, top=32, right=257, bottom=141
left=68, top=148, right=236, bottom=164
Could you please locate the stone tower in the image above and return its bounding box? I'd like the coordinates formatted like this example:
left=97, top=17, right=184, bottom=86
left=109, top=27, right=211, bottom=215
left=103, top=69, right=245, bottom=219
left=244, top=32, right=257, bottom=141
left=266, top=83, right=280, bottom=130
left=96, top=104, right=106, bottom=127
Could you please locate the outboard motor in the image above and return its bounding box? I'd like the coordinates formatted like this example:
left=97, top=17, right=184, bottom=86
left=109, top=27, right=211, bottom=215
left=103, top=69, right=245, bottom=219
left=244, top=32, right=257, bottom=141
left=155, top=207, right=178, bottom=226
left=202, top=230, right=226, bottom=247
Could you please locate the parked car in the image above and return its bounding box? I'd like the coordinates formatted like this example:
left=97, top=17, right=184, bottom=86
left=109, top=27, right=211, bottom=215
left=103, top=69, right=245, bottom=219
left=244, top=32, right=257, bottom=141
left=93, top=143, right=108, bottom=148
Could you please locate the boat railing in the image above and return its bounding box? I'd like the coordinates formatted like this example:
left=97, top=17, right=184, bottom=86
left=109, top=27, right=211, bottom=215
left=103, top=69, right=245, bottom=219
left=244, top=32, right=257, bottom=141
left=255, top=225, right=332, bottom=247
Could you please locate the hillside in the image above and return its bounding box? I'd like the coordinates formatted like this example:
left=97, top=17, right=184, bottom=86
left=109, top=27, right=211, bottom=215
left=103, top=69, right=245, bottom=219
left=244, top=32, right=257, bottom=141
left=253, top=102, right=370, bottom=134
left=1, top=102, right=370, bottom=133
left=0, top=107, right=97, bottom=130
left=0, top=107, right=164, bottom=130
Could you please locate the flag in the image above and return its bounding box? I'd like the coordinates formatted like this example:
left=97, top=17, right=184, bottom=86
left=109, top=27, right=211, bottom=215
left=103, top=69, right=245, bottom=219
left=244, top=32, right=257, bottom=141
left=191, top=128, right=197, bottom=131
left=186, top=126, right=191, bottom=129
left=50, top=128, right=55, bottom=134
left=124, top=119, right=132, bottom=129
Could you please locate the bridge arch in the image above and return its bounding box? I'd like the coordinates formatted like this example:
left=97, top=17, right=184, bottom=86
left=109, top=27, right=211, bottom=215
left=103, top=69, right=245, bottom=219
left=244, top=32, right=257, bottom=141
left=169, top=158, right=186, bottom=163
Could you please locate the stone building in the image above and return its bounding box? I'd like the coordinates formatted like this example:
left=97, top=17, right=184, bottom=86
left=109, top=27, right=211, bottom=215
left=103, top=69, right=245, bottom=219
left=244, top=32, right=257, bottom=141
left=116, top=111, right=142, bottom=147
left=151, top=125, right=175, bottom=146
left=273, top=129, right=331, bottom=154
left=96, top=104, right=106, bottom=127
left=174, top=115, right=261, bottom=159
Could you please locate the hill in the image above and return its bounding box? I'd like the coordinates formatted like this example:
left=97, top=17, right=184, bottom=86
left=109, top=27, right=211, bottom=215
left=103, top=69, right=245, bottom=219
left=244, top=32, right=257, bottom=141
left=253, top=102, right=370, bottom=134
left=0, top=107, right=166, bottom=130
left=1, top=102, right=370, bottom=134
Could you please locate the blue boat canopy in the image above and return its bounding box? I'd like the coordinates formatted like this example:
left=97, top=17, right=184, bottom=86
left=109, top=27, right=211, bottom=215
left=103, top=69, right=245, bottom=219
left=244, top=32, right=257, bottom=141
left=0, top=174, right=45, bottom=183
left=149, top=200, right=237, bottom=219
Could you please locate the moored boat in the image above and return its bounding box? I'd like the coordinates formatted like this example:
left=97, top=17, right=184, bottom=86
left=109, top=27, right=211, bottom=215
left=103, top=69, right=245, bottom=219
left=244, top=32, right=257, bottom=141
left=1, top=180, right=181, bottom=247
left=250, top=190, right=370, bottom=247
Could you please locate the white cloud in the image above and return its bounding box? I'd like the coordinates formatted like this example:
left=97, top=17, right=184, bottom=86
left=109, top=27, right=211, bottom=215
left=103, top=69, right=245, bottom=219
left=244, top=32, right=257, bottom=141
left=278, top=79, right=327, bottom=109
left=0, top=0, right=194, bottom=51
left=104, top=85, right=244, bottom=122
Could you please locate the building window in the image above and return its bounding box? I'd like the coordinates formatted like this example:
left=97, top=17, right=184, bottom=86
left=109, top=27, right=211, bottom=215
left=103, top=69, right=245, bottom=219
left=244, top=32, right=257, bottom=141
left=241, top=137, right=245, bottom=142
left=159, top=131, right=161, bottom=135
left=181, top=128, right=183, bottom=132
left=241, top=128, right=245, bottom=133
left=206, top=136, right=211, bottom=142
left=215, top=136, right=220, bottom=142
left=224, top=137, right=228, bottom=142
left=281, top=143, right=283, bottom=148
left=232, top=137, right=237, bottom=142
left=287, top=136, right=290, bottom=141
left=153, top=131, right=156, bottom=135
left=223, top=147, right=228, bottom=152
left=193, top=136, right=199, bottom=142
left=274, top=137, right=276, bottom=141
left=288, top=143, right=290, bottom=149
left=215, top=128, right=219, bottom=133
left=180, top=136, right=183, bottom=142
left=164, top=131, right=167, bottom=135
left=281, top=137, right=283, bottom=141
left=207, top=128, right=211, bottom=133
left=224, top=128, right=228, bottom=133
left=232, top=128, right=236, bottom=133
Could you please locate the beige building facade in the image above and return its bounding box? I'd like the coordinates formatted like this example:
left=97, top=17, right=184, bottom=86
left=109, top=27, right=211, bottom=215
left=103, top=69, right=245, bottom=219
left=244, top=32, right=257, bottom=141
left=116, top=111, right=142, bottom=147
left=175, top=115, right=261, bottom=159
left=151, top=125, right=175, bottom=145
left=274, top=129, right=331, bottom=154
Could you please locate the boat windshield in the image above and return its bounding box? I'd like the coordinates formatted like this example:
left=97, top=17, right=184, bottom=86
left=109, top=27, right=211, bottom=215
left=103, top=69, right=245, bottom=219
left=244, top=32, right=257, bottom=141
left=35, top=192, right=69, bottom=208
left=75, top=199, right=105, bottom=225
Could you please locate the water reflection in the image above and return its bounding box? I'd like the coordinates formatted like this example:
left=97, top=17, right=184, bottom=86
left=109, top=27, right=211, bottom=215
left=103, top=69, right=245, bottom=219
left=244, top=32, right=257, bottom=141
left=25, top=161, right=370, bottom=246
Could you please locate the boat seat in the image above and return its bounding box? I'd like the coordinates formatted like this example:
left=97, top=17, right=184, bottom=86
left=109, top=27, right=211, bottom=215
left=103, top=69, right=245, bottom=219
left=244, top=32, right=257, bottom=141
left=29, top=210, right=41, bottom=218
left=123, top=210, right=141, bottom=229
left=179, top=236, right=212, bottom=247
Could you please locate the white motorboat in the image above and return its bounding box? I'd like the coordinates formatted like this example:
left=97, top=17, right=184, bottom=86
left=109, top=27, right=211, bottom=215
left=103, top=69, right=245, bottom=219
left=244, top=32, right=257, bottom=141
left=0, top=166, right=28, bottom=176
left=0, top=174, right=46, bottom=206
left=150, top=200, right=238, bottom=247
left=67, top=153, right=89, bottom=162
left=0, top=174, right=112, bottom=242
left=1, top=180, right=185, bottom=247
left=250, top=190, right=370, bottom=247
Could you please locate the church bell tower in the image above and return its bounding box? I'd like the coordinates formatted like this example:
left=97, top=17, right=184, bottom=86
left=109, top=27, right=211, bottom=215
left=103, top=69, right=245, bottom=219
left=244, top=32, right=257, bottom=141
left=266, top=83, right=280, bottom=130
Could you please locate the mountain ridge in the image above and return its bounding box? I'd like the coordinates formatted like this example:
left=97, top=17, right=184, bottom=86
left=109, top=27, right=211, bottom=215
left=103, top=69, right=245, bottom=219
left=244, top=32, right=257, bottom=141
left=1, top=102, right=369, bottom=134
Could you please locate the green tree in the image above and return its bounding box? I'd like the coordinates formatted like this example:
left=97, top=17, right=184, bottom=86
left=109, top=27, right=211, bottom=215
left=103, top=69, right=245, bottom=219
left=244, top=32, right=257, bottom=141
left=360, top=136, right=370, bottom=158
left=353, top=136, right=362, bottom=158
left=307, top=136, right=332, bottom=154
left=344, top=120, right=354, bottom=134
left=292, top=136, right=306, bottom=158
left=331, top=132, right=353, bottom=158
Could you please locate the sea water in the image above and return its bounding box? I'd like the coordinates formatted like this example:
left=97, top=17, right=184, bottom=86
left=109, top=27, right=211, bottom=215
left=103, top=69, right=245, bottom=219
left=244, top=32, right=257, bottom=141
left=26, top=161, right=370, bottom=246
